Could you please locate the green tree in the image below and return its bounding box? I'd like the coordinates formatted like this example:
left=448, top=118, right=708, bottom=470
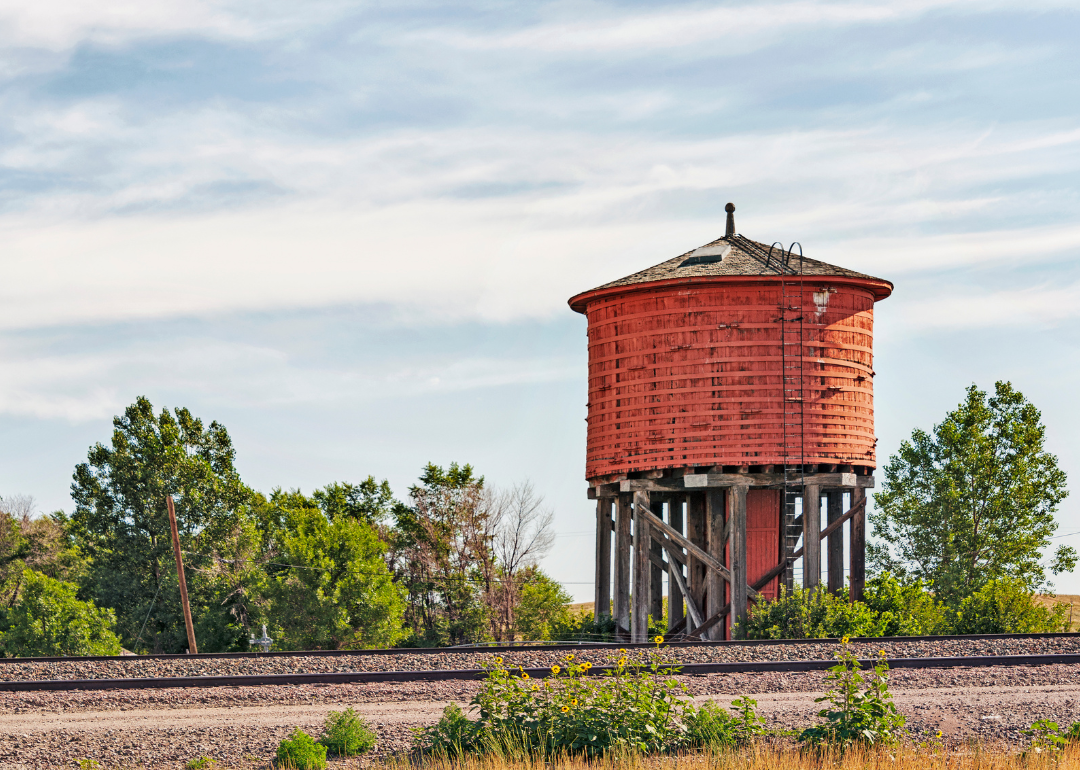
left=313, top=479, right=398, bottom=526
left=390, top=463, right=492, bottom=646
left=513, top=567, right=572, bottom=641
left=68, top=397, right=259, bottom=652
left=0, top=496, right=87, bottom=608
left=2, top=569, right=121, bottom=657
left=267, top=491, right=405, bottom=649
left=870, top=382, right=1074, bottom=606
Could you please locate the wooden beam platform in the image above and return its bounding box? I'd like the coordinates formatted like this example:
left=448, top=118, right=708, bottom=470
left=588, top=472, right=874, bottom=498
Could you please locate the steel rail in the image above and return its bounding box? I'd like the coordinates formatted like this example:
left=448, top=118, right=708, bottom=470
left=4, top=652, right=1080, bottom=692
left=1, top=632, right=1079, bottom=665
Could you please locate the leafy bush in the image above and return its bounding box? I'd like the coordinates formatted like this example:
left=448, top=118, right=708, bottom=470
left=862, top=573, right=948, bottom=636
left=1, top=569, right=122, bottom=657
left=550, top=609, right=617, bottom=643
left=740, top=586, right=886, bottom=640
left=276, top=728, right=327, bottom=770
left=184, top=758, right=218, bottom=770
left=318, top=708, right=376, bottom=756
left=515, top=569, right=574, bottom=641
left=953, top=577, right=1068, bottom=634
left=1023, top=719, right=1080, bottom=753
left=798, top=642, right=906, bottom=748
left=413, top=644, right=763, bottom=756
left=417, top=703, right=483, bottom=756
left=683, top=697, right=765, bottom=749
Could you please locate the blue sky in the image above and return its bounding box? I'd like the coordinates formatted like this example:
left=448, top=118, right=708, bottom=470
left=2, top=0, right=1080, bottom=599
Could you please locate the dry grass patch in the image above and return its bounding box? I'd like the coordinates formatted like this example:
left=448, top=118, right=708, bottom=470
left=375, top=745, right=1080, bottom=770
left=1035, top=595, right=1080, bottom=630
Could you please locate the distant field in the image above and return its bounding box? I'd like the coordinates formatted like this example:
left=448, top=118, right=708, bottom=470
left=1036, top=594, right=1080, bottom=631
left=568, top=596, right=1080, bottom=632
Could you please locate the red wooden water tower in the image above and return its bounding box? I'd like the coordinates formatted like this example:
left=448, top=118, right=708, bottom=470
left=569, top=204, right=892, bottom=641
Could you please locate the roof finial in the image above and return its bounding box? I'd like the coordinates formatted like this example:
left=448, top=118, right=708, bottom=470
left=725, top=202, right=736, bottom=237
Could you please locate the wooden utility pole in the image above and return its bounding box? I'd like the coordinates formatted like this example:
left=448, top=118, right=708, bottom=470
left=166, top=495, right=198, bottom=654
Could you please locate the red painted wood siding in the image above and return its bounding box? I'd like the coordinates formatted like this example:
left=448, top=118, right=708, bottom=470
left=579, top=278, right=880, bottom=481
left=747, top=489, right=780, bottom=600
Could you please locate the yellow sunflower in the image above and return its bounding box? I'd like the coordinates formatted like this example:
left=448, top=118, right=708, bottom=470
left=561, top=706, right=569, bottom=713
left=571, top=698, right=578, bottom=706
left=551, top=664, right=561, bottom=674
left=654, top=635, right=664, bottom=644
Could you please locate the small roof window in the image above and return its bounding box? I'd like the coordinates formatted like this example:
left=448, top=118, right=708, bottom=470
left=681, top=242, right=731, bottom=266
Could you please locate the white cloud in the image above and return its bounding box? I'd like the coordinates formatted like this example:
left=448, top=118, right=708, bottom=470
left=826, top=223, right=1080, bottom=277
left=415, top=0, right=1077, bottom=54
left=0, top=0, right=357, bottom=51
left=3, top=110, right=1080, bottom=332
left=0, top=333, right=579, bottom=421
left=891, top=281, right=1080, bottom=332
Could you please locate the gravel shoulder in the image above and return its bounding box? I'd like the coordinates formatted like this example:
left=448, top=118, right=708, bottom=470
left=1, top=663, right=1080, bottom=769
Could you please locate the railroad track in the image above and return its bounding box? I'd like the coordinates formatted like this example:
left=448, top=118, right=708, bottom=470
left=4, top=652, right=1080, bottom=692
left=0, top=631, right=1076, bottom=664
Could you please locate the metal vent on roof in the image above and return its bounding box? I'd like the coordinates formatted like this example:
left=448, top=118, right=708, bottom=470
left=681, top=242, right=731, bottom=266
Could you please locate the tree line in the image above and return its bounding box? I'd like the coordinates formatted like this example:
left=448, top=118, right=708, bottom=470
left=0, top=397, right=584, bottom=656
left=0, top=380, right=1072, bottom=654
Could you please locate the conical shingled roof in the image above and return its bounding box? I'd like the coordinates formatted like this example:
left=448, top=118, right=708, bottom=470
left=569, top=233, right=893, bottom=312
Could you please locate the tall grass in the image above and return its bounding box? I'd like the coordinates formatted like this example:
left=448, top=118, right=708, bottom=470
left=373, top=744, right=1080, bottom=770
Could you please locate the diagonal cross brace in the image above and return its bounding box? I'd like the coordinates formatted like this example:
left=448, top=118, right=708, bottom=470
left=637, top=500, right=759, bottom=600
left=663, top=545, right=704, bottom=629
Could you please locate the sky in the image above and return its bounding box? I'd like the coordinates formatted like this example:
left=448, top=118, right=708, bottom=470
left=1, top=0, right=1080, bottom=600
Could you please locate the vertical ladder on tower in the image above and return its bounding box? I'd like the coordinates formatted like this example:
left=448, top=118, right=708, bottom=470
left=779, top=244, right=805, bottom=594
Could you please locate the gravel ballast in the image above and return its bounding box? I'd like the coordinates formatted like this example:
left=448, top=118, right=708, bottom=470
left=3, top=636, right=1080, bottom=682
left=2, top=664, right=1080, bottom=767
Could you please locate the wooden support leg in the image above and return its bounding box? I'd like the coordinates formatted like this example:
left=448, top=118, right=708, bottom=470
left=632, top=491, right=651, bottom=643
left=826, top=489, right=844, bottom=596
left=705, top=488, right=725, bottom=640
left=850, top=486, right=866, bottom=602
left=667, top=497, right=684, bottom=631
left=687, top=493, right=707, bottom=616
left=729, top=486, right=748, bottom=638
left=649, top=500, right=664, bottom=629
left=615, top=495, right=632, bottom=636
left=595, top=498, right=613, bottom=620
left=802, top=484, right=821, bottom=591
